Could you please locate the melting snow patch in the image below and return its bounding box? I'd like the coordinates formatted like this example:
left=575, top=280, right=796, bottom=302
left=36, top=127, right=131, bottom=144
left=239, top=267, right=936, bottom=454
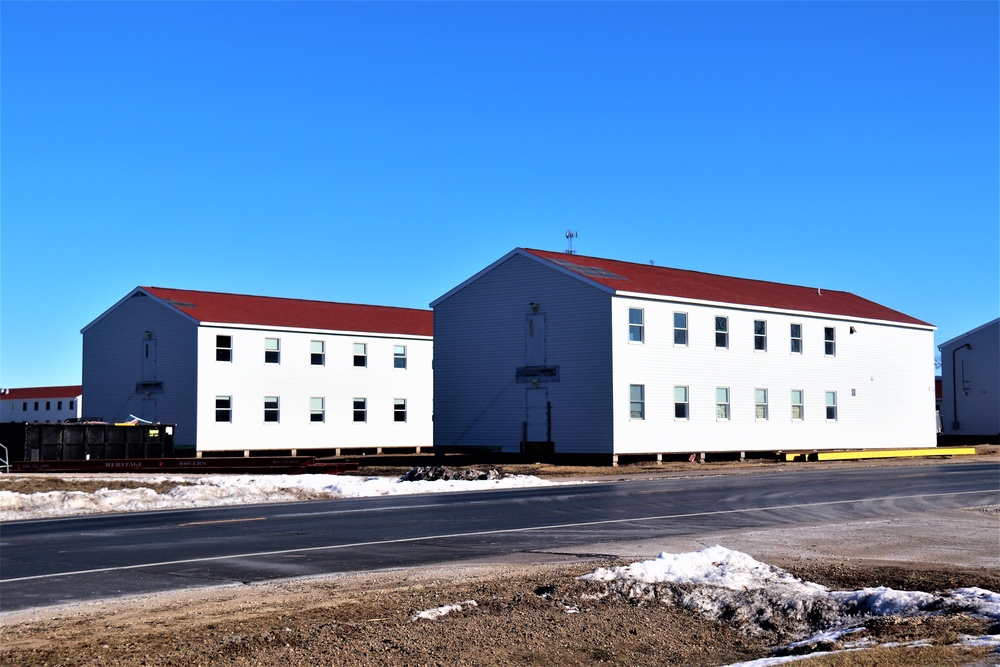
left=578, top=545, right=1000, bottom=655
left=0, top=473, right=568, bottom=520
left=408, top=600, right=477, bottom=622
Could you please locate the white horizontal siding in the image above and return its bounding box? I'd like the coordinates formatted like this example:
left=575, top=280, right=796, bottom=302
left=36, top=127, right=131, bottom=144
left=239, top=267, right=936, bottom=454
left=0, top=395, right=82, bottom=423
left=612, top=297, right=936, bottom=453
left=196, top=327, right=432, bottom=452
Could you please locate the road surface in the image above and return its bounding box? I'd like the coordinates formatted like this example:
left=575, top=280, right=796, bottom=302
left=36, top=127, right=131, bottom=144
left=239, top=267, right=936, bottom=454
left=1, top=462, right=997, bottom=612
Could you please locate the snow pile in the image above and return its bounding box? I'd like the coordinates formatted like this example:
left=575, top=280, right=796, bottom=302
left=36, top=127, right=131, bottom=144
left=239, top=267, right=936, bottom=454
left=408, top=600, right=478, bottom=622
left=0, top=472, right=563, bottom=521
left=579, top=546, right=1000, bottom=643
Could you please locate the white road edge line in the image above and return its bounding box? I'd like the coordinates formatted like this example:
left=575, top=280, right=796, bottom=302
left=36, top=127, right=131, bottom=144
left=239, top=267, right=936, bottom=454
left=2, top=489, right=994, bottom=584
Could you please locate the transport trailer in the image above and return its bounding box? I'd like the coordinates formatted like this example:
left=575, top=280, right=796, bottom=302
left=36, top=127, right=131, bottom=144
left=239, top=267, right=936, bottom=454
left=0, top=421, right=176, bottom=462
left=9, top=456, right=359, bottom=475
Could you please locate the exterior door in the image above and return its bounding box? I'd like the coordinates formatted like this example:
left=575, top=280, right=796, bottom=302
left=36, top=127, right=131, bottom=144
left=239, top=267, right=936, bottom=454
left=525, top=388, right=548, bottom=442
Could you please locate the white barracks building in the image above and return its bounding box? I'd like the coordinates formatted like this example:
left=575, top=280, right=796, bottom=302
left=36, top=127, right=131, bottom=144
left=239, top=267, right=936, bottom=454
left=82, top=287, right=433, bottom=455
left=432, top=248, right=937, bottom=462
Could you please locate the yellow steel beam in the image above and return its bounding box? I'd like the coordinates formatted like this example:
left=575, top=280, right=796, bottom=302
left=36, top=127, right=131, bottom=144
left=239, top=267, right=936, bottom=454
left=814, top=447, right=976, bottom=461
left=781, top=447, right=976, bottom=462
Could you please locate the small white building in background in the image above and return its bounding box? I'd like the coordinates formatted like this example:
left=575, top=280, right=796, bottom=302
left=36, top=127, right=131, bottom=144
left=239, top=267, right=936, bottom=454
left=938, top=318, right=999, bottom=443
left=431, top=248, right=937, bottom=461
left=0, top=386, right=83, bottom=423
left=82, top=287, right=433, bottom=454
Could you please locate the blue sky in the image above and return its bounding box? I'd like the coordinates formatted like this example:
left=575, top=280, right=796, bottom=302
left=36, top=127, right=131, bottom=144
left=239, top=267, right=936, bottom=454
left=2, top=1, right=997, bottom=388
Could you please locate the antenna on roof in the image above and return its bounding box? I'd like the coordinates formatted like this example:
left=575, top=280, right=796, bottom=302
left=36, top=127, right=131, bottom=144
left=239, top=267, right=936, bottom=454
left=565, top=230, right=578, bottom=255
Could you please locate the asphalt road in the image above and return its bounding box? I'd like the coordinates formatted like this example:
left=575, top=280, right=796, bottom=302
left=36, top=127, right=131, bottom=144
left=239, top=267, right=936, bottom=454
left=1, top=462, right=997, bottom=612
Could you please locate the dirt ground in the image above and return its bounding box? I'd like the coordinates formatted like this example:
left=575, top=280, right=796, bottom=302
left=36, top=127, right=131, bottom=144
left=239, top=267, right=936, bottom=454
left=1, top=449, right=998, bottom=667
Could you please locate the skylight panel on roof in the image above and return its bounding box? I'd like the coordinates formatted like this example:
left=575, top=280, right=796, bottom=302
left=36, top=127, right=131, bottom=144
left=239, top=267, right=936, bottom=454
left=548, top=258, right=627, bottom=281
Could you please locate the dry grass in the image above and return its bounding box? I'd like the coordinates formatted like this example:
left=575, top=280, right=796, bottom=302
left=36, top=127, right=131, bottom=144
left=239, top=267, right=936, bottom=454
left=797, top=645, right=993, bottom=666
left=0, top=476, right=193, bottom=494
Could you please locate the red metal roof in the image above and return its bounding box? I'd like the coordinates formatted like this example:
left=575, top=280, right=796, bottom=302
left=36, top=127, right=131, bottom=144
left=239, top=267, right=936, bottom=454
left=523, top=249, right=931, bottom=327
left=141, top=287, right=433, bottom=336
left=2, top=386, right=83, bottom=400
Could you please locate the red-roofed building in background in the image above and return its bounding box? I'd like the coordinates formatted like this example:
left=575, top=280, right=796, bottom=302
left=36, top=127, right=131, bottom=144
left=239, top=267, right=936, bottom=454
left=0, top=386, right=83, bottom=423
left=431, top=248, right=938, bottom=462
left=82, top=287, right=433, bottom=454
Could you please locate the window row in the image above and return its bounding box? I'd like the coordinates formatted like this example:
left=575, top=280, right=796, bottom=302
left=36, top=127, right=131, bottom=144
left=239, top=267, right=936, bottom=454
left=215, top=396, right=409, bottom=423
left=627, top=309, right=838, bottom=356
left=629, top=385, right=838, bottom=421
left=216, top=335, right=409, bottom=368
left=17, top=400, right=75, bottom=412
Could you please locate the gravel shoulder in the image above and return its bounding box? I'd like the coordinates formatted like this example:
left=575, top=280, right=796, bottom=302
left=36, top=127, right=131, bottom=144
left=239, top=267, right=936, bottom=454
left=2, top=450, right=998, bottom=666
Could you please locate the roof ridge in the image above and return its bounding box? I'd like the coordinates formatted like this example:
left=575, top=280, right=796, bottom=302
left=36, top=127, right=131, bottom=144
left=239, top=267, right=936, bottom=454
left=142, top=286, right=430, bottom=312
left=521, top=248, right=856, bottom=297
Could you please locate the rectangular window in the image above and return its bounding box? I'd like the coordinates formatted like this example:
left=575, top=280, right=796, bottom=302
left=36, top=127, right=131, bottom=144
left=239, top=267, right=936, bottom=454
left=674, top=386, right=689, bottom=419
left=824, top=327, right=836, bottom=356
left=311, top=340, right=325, bottom=366
left=34, top=402, right=38, bottom=411
left=264, top=338, right=280, bottom=364
left=310, top=397, right=325, bottom=423
left=215, top=396, right=232, bottom=422
left=628, top=308, right=644, bottom=343
left=825, top=391, right=838, bottom=421
left=57, top=401, right=63, bottom=410
left=69, top=400, right=75, bottom=410
left=394, top=345, right=407, bottom=369
left=755, top=388, right=768, bottom=420
left=673, top=312, right=688, bottom=346
left=216, top=335, right=233, bottom=362
left=353, top=343, right=367, bottom=367
left=629, top=384, right=645, bottom=420
left=715, top=387, right=730, bottom=420
left=353, top=397, right=367, bottom=422
left=394, top=398, right=407, bottom=422
left=754, top=320, right=767, bottom=351
left=791, top=324, right=802, bottom=354
left=264, top=396, right=280, bottom=422
left=45, top=401, right=51, bottom=410
left=791, top=390, right=804, bottom=421
left=715, top=316, right=729, bottom=348
left=22, top=402, right=27, bottom=411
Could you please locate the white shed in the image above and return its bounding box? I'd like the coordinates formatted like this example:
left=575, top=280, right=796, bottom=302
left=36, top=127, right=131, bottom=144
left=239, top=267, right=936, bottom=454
left=82, top=287, right=433, bottom=455
left=938, top=318, right=999, bottom=443
left=431, top=248, right=937, bottom=461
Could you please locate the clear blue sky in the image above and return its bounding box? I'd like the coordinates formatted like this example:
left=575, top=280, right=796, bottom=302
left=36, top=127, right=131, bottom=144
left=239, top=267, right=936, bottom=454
left=2, top=1, right=997, bottom=388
